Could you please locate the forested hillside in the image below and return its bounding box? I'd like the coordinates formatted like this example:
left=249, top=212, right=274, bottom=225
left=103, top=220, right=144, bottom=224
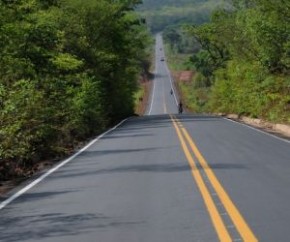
left=0, top=0, right=150, bottom=179
left=168, top=0, right=290, bottom=123
left=138, top=0, right=223, bottom=32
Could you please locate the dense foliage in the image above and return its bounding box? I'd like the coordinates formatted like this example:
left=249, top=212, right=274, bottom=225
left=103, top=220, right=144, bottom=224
left=138, top=0, right=223, bottom=32
left=0, top=0, right=151, bottom=179
left=167, top=0, right=290, bottom=122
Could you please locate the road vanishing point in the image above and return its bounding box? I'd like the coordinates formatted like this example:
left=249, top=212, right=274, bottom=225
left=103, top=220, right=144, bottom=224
left=1, top=34, right=290, bottom=242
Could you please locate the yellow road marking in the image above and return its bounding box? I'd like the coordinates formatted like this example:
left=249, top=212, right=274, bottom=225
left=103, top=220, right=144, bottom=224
left=180, top=120, right=258, bottom=242
left=170, top=115, right=232, bottom=242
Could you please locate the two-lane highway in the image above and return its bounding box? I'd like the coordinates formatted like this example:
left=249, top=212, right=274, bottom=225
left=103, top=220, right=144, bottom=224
left=1, top=34, right=290, bottom=242
left=147, top=35, right=179, bottom=115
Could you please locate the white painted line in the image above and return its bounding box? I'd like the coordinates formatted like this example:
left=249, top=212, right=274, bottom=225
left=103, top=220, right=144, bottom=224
left=233, top=238, right=243, bottom=242
left=158, top=35, right=178, bottom=106
left=0, top=118, right=129, bottom=210
left=147, top=38, right=158, bottom=116
left=147, top=76, right=156, bottom=115
left=224, top=118, right=290, bottom=144
left=164, top=62, right=178, bottom=105
left=227, top=225, right=235, bottom=229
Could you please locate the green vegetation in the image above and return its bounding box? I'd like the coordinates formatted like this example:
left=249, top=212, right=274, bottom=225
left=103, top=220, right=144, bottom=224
left=165, top=48, right=192, bottom=71
left=164, top=0, right=290, bottom=123
left=165, top=45, right=209, bottom=113
left=0, top=0, right=151, bottom=179
left=138, top=0, right=224, bottom=32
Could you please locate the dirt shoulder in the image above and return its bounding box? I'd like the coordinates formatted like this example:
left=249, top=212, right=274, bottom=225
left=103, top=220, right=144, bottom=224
left=135, top=78, right=152, bottom=116
left=0, top=160, right=54, bottom=197
left=220, top=113, right=290, bottom=141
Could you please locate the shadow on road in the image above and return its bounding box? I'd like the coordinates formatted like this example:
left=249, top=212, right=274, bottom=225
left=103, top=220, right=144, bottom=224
left=0, top=211, right=143, bottom=242
left=119, top=114, right=221, bottom=132
left=10, top=190, right=77, bottom=205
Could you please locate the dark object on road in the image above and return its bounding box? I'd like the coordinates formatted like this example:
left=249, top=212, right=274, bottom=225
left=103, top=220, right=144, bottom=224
left=178, top=102, right=183, bottom=114
left=160, top=58, right=164, bottom=61
left=170, top=89, right=173, bottom=95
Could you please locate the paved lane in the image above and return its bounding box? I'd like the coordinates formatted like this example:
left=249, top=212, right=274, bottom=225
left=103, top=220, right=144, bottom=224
left=147, top=34, right=179, bottom=115
left=0, top=115, right=217, bottom=242
left=1, top=34, right=290, bottom=242
left=177, top=115, right=290, bottom=242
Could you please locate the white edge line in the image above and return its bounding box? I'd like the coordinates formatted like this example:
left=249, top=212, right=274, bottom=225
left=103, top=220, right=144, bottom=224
left=147, top=76, right=156, bottom=115
left=168, top=67, right=178, bottom=106
left=164, top=60, right=178, bottom=106
left=147, top=37, right=158, bottom=116
left=224, top=118, right=290, bottom=144
left=159, top=36, right=178, bottom=105
left=0, top=118, right=129, bottom=210
left=160, top=34, right=178, bottom=106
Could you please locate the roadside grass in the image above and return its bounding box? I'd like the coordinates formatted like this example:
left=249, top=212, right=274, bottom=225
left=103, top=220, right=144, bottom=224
left=176, top=74, right=210, bottom=113
left=164, top=44, right=210, bottom=113
left=165, top=44, right=192, bottom=71
left=134, top=86, right=145, bottom=104
left=134, top=84, right=145, bottom=114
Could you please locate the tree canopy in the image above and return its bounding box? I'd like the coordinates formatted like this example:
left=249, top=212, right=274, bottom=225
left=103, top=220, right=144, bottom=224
left=186, top=0, right=290, bottom=121
left=138, top=0, right=224, bottom=32
left=0, top=0, right=151, bottom=179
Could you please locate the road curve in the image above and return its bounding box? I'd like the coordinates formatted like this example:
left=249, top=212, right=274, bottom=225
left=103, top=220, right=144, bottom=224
left=1, top=34, right=290, bottom=242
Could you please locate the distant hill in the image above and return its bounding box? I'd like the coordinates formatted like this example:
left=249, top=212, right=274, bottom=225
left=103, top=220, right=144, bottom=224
left=138, top=0, right=224, bottom=32
left=139, top=0, right=213, bottom=10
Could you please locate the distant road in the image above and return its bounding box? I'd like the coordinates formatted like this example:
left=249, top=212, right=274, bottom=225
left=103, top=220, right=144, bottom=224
left=147, top=34, right=179, bottom=115
left=1, top=34, right=290, bottom=242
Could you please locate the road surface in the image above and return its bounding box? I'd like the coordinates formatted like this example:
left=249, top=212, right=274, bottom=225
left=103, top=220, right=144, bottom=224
left=1, top=34, right=290, bottom=242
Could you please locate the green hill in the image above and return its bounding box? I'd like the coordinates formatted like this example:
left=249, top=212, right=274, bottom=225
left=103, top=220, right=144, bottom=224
left=138, top=0, right=224, bottom=32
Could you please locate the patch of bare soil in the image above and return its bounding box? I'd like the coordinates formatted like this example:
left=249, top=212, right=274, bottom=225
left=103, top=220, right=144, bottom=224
left=0, top=180, right=19, bottom=196
left=172, top=70, right=194, bottom=83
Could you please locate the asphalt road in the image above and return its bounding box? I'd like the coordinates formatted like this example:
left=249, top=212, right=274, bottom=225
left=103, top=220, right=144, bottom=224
left=1, top=34, right=290, bottom=242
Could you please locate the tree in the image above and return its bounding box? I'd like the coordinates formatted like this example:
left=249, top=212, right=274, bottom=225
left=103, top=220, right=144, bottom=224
left=0, top=0, right=151, bottom=179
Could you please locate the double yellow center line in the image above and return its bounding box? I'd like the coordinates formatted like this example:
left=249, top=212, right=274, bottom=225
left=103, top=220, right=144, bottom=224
left=171, top=115, right=258, bottom=242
